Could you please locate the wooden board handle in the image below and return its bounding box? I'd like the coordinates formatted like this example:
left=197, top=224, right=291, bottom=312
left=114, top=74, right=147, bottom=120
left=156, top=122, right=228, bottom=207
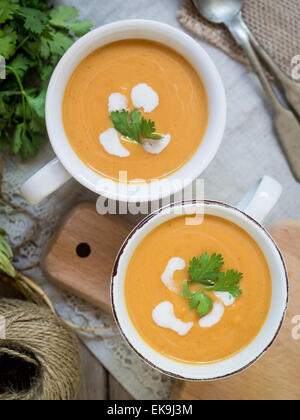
left=42, top=202, right=133, bottom=313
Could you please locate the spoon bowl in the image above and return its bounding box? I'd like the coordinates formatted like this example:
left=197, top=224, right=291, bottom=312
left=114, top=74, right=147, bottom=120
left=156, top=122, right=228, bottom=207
left=192, top=0, right=243, bottom=23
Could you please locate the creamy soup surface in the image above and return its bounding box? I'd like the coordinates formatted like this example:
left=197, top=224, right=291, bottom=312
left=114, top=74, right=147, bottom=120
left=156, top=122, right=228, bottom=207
left=125, top=215, right=272, bottom=364
left=63, top=40, right=209, bottom=182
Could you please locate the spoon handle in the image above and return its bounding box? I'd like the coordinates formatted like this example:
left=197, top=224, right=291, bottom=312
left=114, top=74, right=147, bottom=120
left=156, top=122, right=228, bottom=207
left=247, top=29, right=300, bottom=120
left=227, top=14, right=281, bottom=113
left=226, top=13, right=300, bottom=182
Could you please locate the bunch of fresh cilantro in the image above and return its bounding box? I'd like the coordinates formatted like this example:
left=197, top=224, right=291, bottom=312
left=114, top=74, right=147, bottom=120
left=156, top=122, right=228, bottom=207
left=0, top=0, right=92, bottom=160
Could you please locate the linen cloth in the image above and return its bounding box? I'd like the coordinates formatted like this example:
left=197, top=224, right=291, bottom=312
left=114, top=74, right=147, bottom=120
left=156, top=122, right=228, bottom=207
left=2, top=0, right=300, bottom=400
left=179, top=0, right=300, bottom=79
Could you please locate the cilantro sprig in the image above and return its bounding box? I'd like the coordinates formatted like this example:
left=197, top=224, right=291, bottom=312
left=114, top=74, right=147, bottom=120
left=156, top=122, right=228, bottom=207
left=182, top=252, right=243, bottom=318
left=188, top=253, right=224, bottom=286
left=183, top=281, right=214, bottom=317
left=110, top=109, right=163, bottom=144
left=0, top=1, right=93, bottom=160
left=207, top=270, right=243, bottom=298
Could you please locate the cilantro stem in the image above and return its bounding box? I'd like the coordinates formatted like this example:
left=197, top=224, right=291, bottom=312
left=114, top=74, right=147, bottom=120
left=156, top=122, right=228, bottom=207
left=0, top=88, right=36, bottom=96
left=0, top=91, right=23, bottom=96
left=15, top=35, right=30, bottom=52
left=6, top=66, right=27, bottom=128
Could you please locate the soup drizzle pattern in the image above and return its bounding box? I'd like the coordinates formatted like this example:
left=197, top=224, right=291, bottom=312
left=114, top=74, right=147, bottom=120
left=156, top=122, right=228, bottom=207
left=154, top=256, right=227, bottom=334
left=99, top=84, right=171, bottom=158
left=152, top=301, right=193, bottom=336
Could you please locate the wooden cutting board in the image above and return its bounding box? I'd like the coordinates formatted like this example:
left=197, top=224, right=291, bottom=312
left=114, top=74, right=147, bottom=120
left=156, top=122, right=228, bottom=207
left=42, top=202, right=133, bottom=313
left=171, top=219, right=300, bottom=401
left=43, top=204, right=300, bottom=400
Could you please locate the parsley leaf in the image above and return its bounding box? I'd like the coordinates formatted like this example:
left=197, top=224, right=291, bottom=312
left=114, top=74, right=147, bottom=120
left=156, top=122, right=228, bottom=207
left=29, top=113, right=45, bottom=133
left=47, top=31, right=75, bottom=57
left=110, top=109, right=163, bottom=144
left=141, top=117, right=163, bottom=140
left=110, top=110, right=143, bottom=144
left=10, top=122, right=24, bottom=155
left=9, top=53, right=33, bottom=78
left=182, top=282, right=213, bottom=317
left=10, top=118, right=47, bottom=160
left=188, top=253, right=224, bottom=285
left=195, top=293, right=213, bottom=317
left=19, top=128, right=42, bottom=160
left=39, top=30, right=74, bottom=64
left=49, top=6, right=93, bottom=37
left=39, top=64, right=54, bottom=81
left=130, top=109, right=143, bottom=143
left=18, top=7, right=49, bottom=35
left=182, top=280, right=192, bottom=298
left=25, top=88, right=47, bottom=119
left=0, top=27, right=18, bottom=59
left=207, top=270, right=243, bottom=298
left=0, top=0, right=19, bottom=24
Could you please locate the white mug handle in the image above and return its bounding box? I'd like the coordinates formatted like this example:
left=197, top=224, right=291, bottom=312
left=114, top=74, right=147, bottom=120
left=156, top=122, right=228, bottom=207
left=237, top=176, right=282, bottom=224
left=21, top=158, right=72, bottom=205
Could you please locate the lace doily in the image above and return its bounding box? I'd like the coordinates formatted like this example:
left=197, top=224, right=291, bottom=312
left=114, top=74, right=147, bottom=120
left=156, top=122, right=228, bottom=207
left=0, top=145, right=173, bottom=400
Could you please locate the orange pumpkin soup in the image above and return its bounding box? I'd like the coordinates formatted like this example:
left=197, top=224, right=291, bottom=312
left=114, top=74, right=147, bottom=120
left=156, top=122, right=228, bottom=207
left=125, top=215, right=272, bottom=364
left=63, top=39, right=208, bottom=182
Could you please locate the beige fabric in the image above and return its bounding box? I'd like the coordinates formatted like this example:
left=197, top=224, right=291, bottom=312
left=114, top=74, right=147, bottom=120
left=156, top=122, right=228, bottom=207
left=179, top=0, right=300, bottom=79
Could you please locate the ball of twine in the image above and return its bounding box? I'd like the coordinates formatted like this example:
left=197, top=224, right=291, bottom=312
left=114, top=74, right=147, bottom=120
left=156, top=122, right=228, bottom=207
left=0, top=299, right=81, bottom=400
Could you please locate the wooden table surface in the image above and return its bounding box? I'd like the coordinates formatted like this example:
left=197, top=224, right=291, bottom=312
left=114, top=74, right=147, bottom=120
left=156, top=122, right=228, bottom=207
left=78, top=342, right=133, bottom=400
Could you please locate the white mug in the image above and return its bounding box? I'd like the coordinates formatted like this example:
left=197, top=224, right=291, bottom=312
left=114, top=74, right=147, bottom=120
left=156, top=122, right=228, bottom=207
left=21, top=20, right=226, bottom=205
left=111, top=176, right=288, bottom=380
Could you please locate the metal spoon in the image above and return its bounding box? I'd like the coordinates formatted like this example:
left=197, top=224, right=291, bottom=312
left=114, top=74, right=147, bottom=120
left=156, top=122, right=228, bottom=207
left=192, top=0, right=300, bottom=182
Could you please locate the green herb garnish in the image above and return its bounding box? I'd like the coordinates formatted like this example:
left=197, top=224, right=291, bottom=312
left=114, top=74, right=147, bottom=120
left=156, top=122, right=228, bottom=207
left=182, top=281, right=213, bottom=317
left=183, top=252, right=243, bottom=317
left=0, top=1, right=93, bottom=160
left=182, top=280, right=193, bottom=298
left=207, top=270, right=243, bottom=298
left=188, top=253, right=224, bottom=285
left=191, top=292, right=213, bottom=317
left=141, top=117, right=163, bottom=140
left=110, top=109, right=163, bottom=144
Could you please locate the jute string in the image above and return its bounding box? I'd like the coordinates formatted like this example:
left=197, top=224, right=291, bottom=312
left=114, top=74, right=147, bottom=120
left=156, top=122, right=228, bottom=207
left=0, top=156, right=115, bottom=399
left=0, top=299, right=81, bottom=400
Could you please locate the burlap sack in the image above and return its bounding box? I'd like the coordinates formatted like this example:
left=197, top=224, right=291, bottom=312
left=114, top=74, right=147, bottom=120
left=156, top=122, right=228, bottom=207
left=179, top=0, right=300, bottom=80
